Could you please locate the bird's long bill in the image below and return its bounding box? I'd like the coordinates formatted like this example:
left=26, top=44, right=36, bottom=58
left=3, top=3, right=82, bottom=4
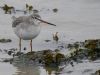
left=35, top=17, right=56, bottom=26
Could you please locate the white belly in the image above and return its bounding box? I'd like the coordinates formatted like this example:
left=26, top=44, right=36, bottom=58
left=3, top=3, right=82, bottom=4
left=14, top=24, right=41, bottom=40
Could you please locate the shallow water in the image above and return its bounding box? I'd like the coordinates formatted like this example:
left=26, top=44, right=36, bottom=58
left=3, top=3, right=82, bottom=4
left=13, top=63, right=63, bottom=75
left=13, top=63, right=65, bottom=75
left=0, top=52, right=64, bottom=75
left=10, top=55, right=65, bottom=75
left=0, top=59, right=61, bottom=75
left=12, top=63, right=65, bottom=75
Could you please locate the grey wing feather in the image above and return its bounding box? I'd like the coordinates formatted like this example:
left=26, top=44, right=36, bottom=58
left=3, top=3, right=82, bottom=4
left=12, top=20, right=21, bottom=27
left=12, top=17, right=24, bottom=27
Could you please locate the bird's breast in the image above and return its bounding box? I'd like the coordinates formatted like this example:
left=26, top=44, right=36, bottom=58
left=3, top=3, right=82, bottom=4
left=14, top=24, right=41, bottom=40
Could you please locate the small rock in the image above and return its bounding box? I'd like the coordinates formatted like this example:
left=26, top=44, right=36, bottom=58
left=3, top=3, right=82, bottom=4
left=53, top=8, right=58, bottom=13
left=44, top=40, right=51, bottom=42
left=0, top=38, right=12, bottom=43
left=8, top=51, right=13, bottom=55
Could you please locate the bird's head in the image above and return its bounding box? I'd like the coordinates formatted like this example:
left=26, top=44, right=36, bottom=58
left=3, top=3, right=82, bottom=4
left=31, top=13, right=56, bottom=26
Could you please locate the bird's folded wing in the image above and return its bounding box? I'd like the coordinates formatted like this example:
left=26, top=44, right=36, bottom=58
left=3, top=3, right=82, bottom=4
left=12, top=19, right=23, bottom=27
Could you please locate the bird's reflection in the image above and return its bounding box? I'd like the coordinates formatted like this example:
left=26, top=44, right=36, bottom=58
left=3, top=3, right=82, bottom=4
left=12, top=57, right=40, bottom=75
left=11, top=56, right=65, bottom=75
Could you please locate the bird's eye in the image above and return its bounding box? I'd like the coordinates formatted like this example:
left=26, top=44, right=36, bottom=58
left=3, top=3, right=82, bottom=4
left=31, top=16, right=35, bottom=19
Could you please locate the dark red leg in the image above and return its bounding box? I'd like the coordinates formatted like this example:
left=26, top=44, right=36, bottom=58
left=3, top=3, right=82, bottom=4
left=30, top=40, right=32, bottom=52
left=19, top=38, right=21, bottom=52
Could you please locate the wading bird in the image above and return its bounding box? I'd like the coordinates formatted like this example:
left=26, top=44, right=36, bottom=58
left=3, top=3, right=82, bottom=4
left=12, top=13, right=56, bottom=52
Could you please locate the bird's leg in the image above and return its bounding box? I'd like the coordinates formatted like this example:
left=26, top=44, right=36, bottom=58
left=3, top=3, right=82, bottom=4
left=30, top=40, right=32, bottom=52
left=19, top=38, right=21, bottom=52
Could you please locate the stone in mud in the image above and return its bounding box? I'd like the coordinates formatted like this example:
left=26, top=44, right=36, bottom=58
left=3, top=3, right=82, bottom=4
left=53, top=8, right=58, bottom=13
left=42, top=49, right=53, bottom=55
left=0, top=38, right=12, bottom=43
left=55, top=53, right=65, bottom=65
left=43, top=53, right=54, bottom=65
left=43, top=52, right=65, bottom=66
left=8, top=51, right=13, bottom=55
left=44, top=40, right=51, bottom=42
left=25, top=51, right=38, bottom=61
